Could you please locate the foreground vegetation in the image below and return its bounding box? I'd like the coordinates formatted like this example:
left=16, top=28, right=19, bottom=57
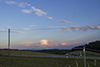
left=0, top=56, right=100, bottom=67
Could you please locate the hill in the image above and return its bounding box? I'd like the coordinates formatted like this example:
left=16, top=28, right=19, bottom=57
left=36, top=49, right=71, bottom=55
left=68, top=50, right=100, bottom=57
left=72, top=40, right=100, bottom=53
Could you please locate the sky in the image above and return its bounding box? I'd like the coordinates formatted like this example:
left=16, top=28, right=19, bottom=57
left=0, top=0, right=100, bottom=49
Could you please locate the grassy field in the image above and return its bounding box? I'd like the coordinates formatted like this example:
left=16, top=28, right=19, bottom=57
left=68, top=50, right=100, bottom=57
left=0, top=55, right=100, bottom=67
left=0, top=49, right=100, bottom=57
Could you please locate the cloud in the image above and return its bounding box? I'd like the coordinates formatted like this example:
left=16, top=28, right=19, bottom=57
left=58, top=20, right=71, bottom=23
left=4, top=1, right=47, bottom=17
left=5, top=1, right=17, bottom=5
left=22, top=7, right=46, bottom=16
left=48, top=17, right=53, bottom=20
left=12, top=40, right=83, bottom=49
left=50, top=25, right=100, bottom=32
left=11, top=30, right=25, bottom=33
left=18, top=2, right=31, bottom=7
left=60, top=25, right=100, bottom=32
left=5, top=1, right=30, bottom=7
left=0, top=30, right=7, bottom=32
left=24, top=25, right=37, bottom=31
left=61, top=43, right=66, bottom=45
left=28, top=25, right=37, bottom=27
left=0, top=29, right=25, bottom=33
left=13, top=41, right=34, bottom=47
left=22, top=10, right=31, bottom=13
left=40, top=39, right=48, bottom=45
left=24, top=28, right=31, bottom=31
left=61, top=42, right=82, bottom=46
left=12, top=41, right=49, bottom=49
left=31, top=7, right=46, bottom=16
left=55, top=44, right=57, bottom=46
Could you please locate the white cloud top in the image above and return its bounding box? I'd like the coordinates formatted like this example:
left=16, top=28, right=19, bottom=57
left=18, top=2, right=31, bottom=7
left=22, top=10, right=31, bottom=13
left=31, top=7, right=46, bottom=16
left=40, top=39, right=48, bottom=45
left=22, top=7, right=46, bottom=16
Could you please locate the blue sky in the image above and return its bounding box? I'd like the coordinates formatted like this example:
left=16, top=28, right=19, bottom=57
left=0, top=0, right=100, bottom=49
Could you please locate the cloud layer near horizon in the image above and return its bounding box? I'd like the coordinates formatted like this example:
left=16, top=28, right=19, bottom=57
left=0, top=29, right=25, bottom=33
left=12, top=39, right=82, bottom=49
left=51, top=25, right=100, bottom=32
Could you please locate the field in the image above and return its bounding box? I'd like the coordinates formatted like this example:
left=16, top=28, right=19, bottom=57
left=0, top=50, right=100, bottom=67
left=68, top=50, right=100, bottom=57
left=0, top=55, right=100, bottom=67
left=0, top=50, right=100, bottom=57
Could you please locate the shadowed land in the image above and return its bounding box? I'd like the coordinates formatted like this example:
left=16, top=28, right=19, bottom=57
left=0, top=55, right=100, bottom=67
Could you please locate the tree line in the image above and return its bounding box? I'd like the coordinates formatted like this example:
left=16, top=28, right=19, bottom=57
left=72, top=40, right=100, bottom=53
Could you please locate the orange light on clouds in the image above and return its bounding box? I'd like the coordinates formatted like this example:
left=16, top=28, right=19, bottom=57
left=40, top=39, right=48, bottom=45
left=61, top=43, right=66, bottom=45
left=12, top=40, right=83, bottom=49
left=55, top=44, right=57, bottom=46
left=13, top=41, right=34, bottom=47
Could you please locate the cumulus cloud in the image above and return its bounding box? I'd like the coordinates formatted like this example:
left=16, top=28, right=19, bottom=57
left=12, top=40, right=83, bottom=49
left=48, top=17, right=53, bottom=20
left=40, top=39, right=48, bottom=45
left=31, top=7, right=46, bottom=16
left=22, top=10, right=31, bottom=13
left=5, top=1, right=17, bottom=5
left=59, top=20, right=71, bottom=23
left=18, top=2, right=31, bottom=7
left=22, top=7, right=46, bottom=16
left=12, top=40, right=49, bottom=49
left=61, top=43, right=66, bottom=45
left=51, top=25, right=100, bottom=32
